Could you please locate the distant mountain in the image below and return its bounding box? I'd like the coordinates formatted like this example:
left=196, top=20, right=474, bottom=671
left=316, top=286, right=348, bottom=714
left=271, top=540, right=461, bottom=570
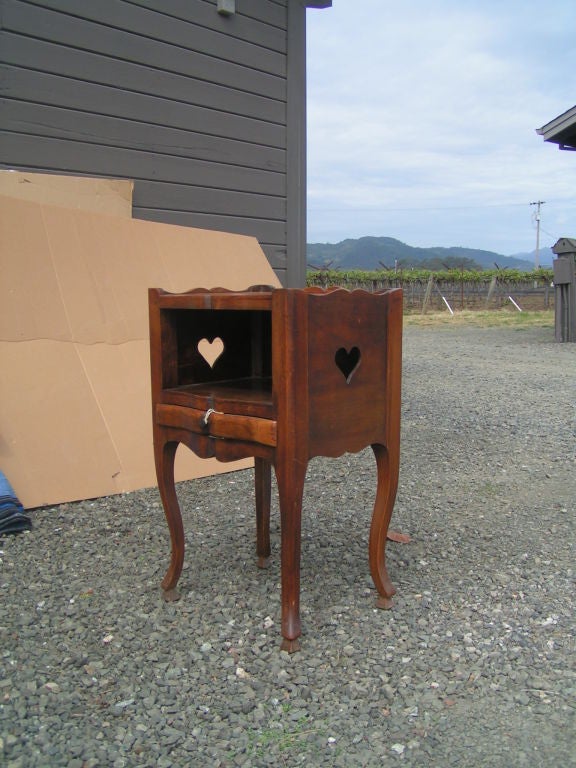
left=306, top=236, right=538, bottom=271
left=509, top=248, right=554, bottom=267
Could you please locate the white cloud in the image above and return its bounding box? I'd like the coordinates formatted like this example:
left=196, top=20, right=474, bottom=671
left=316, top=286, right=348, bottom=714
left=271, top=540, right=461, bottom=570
left=306, top=0, right=576, bottom=253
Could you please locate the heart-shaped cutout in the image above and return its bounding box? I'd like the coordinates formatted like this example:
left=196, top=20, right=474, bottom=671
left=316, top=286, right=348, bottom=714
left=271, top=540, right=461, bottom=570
left=198, top=337, right=224, bottom=368
left=335, top=346, right=361, bottom=383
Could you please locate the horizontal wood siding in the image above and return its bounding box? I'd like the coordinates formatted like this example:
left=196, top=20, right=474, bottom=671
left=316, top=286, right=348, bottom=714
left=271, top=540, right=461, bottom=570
left=0, top=0, right=291, bottom=278
left=0, top=99, right=285, bottom=171
left=0, top=67, right=286, bottom=148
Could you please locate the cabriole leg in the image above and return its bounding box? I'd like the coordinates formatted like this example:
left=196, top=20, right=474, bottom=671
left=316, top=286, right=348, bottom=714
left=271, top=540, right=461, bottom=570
left=369, top=443, right=399, bottom=609
left=155, top=436, right=184, bottom=601
left=274, top=460, right=307, bottom=652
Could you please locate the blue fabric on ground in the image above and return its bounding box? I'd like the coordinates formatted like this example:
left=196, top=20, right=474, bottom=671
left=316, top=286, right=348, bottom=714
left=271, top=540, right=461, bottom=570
left=0, top=471, right=31, bottom=536
left=0, top=471, right=21, bottom=504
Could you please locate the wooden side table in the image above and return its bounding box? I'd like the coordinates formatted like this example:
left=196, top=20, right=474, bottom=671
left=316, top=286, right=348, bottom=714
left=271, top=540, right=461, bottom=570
left=149, top=285, right=403, bottom=651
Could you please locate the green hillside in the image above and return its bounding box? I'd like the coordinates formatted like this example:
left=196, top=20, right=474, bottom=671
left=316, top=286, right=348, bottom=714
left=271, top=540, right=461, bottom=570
left=307, top=236, right=539, bottom=271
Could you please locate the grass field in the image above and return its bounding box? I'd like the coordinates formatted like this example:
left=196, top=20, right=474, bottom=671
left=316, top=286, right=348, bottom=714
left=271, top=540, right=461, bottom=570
left=404, top=308, right=555, bottom=328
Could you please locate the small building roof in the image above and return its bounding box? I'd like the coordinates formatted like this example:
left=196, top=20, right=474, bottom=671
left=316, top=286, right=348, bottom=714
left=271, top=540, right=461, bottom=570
left=536, top=105, right=576, bottom=150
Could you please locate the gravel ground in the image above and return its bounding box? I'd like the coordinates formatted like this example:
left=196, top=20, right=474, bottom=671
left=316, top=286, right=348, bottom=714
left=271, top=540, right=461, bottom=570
left=1, top=322, right=575, bottom=768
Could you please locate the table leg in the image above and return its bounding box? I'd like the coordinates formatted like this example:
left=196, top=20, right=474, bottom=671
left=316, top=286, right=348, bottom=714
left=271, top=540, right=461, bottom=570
left=369, top=443, right=398, bottom=609
left=155, top=436, right=184, bottom=600
left=275, top=459, right=307, bottom=652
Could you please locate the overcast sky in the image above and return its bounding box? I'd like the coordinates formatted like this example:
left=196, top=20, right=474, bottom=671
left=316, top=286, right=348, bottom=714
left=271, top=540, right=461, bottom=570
left=306, top=1, right=576, bottom=256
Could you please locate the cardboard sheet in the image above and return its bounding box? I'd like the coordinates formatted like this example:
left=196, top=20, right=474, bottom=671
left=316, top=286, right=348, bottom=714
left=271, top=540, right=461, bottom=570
left=0, top=185, right=280, bottom=508
left=0, top=170, right=133, bottom=217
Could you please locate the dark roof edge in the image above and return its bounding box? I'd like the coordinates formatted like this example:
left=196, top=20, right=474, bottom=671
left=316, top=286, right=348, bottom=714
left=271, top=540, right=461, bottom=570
left=536, top=105, right=576, bottom=142
left=305, top=1, right=332, bottom=7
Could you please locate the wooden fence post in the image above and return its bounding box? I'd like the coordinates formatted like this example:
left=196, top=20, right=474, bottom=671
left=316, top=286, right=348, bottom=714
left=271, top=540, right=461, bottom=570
left=485, top=275, right=497, bottom=308
left=422, top=274, right=434, bottom=314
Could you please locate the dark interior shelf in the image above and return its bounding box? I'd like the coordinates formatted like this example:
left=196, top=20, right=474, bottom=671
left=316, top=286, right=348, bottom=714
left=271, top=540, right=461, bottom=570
left=162, top=378, right=274, bottom=418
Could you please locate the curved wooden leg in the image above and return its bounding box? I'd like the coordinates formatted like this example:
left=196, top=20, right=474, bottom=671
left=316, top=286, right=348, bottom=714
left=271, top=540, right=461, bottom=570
left=274, top=460, right=307, bottom=652
left=255, top=458, right=271, bottom=568
left=154, top=436, right=184, bottom=600
left=369, top=443, right=399, bottom=609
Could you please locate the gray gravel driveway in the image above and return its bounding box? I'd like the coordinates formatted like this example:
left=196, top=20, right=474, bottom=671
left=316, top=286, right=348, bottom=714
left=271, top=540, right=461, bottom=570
left=1, top=322, right=575, bottom=767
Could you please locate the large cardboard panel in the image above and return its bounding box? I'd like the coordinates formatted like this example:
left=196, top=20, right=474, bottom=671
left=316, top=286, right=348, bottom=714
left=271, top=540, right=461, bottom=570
left=0, top=340, right=121, bottom=505
left=0, top=197, right=71, bottom=342
left=0, top=192, right=280, bottom=508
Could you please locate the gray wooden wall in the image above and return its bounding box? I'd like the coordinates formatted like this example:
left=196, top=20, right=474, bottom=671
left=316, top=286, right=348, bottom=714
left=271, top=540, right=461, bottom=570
left=0, top=0, right=317, bottom=285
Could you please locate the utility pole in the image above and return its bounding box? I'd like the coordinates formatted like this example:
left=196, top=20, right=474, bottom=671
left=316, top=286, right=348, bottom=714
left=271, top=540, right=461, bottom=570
left=529, top=200, right=545, bottom=269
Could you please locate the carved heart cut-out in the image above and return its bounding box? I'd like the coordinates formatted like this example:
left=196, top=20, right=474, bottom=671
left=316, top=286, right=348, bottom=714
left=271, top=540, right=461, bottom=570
left=198, top=337, right=224, bottom=368
left=335, top=346, right=361, bottom=383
